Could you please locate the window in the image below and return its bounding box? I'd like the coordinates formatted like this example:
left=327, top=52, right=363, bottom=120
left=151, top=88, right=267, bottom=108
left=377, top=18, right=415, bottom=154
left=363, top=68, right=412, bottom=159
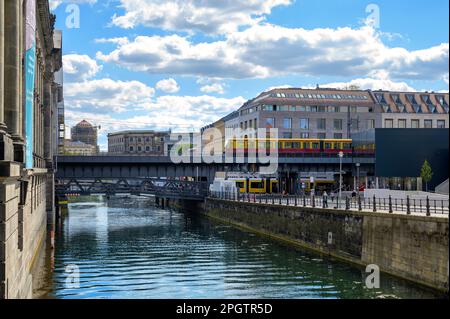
left=349, top=106, right=357, bottom=113
left=129, top=146, right=134, bottom=152
left=146, top=146, right=150, bottom=151
left=300, top=132, right=310, bottom=138
left=350, top=119, right=359, bottom=130
left=424, top=120, right=432, bottom=128
left=385, top=119, right=393, bottom=128
left=137, top=146, right=142, bottom=152
left=283, top=118, right=292, bottom=129
left=300, top=118, right=309, bottom=129
left=333, top=119, right=343, bottom=130
left=265, top=118, right=275, bottom=128
left=411, top=119, right=420, bottom=128
left=437, top=120, right=446, bottom=128
left=130, top=137, right=134, bottom=142
left=375, top=93, right=387, bottom=104
left=282, top=132, right=292, bottom=138
left=317, top=118, right=326, bottom=130
left=398, top=119, right=406, bottom=128
left=317, top=133, right=326, bottom=139
left=334, top=133, right=343, bottom=139
left=367, top=119, right=375, bottom=129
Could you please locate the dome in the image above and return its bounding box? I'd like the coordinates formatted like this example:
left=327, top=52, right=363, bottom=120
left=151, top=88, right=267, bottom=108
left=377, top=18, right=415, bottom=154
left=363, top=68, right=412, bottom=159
left=75, top=120, right=94, bottom=128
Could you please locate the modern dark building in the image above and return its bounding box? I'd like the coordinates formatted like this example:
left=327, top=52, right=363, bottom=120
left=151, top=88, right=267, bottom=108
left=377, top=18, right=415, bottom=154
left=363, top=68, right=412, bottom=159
left=353, top=128, right=449, bottom=191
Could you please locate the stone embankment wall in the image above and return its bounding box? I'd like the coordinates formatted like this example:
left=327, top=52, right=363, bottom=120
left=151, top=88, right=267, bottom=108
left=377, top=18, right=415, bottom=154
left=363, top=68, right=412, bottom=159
left=205, top=199, right=449, bottom=292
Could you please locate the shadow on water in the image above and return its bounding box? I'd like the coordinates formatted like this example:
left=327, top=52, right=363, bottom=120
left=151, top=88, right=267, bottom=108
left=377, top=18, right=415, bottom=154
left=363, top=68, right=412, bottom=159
left=40, top=195, right=447, bottom=299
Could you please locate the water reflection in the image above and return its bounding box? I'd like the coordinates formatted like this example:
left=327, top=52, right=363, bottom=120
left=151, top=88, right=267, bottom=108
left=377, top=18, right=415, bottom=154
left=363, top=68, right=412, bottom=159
left=45, top=196, right=445, bottom=299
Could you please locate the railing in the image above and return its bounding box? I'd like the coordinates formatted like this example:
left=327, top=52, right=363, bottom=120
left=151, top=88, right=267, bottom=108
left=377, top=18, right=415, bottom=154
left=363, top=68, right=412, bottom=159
left=209, top=192, right=449, bottom=216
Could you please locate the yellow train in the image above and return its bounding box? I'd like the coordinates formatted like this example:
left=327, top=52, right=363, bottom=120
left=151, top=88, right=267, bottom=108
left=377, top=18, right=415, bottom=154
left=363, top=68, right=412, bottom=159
left=226, top=138, right=353, bottom=155
left=210, top=172, right=278, bottom=194
left=234, top=177, right=279, bottom=193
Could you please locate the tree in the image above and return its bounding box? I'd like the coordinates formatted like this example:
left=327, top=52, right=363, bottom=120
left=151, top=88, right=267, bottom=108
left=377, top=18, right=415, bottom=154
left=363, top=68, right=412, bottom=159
left=420, top=160, right=433, bottom=192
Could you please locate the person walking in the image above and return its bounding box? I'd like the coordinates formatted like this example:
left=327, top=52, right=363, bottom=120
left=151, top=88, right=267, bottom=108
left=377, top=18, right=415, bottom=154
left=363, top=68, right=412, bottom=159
left=323, top=191, right=328, bottom=208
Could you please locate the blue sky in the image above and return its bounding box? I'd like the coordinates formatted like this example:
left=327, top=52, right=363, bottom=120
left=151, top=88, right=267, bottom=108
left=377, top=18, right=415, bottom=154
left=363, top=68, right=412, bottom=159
left=49, top=0, right=449, bottom=150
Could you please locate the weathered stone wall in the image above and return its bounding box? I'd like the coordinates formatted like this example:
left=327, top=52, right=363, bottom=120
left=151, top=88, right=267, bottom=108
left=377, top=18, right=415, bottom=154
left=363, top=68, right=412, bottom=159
left=1, top=171, right=48, bottom=299
left=204, top=198, right=449, bottom=292
left=362, top=215, right=448, bottom=292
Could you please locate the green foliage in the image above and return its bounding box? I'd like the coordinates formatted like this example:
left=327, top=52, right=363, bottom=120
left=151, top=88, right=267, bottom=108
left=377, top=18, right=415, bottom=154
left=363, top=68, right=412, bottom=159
left=420, top=160, right=433, bottom=191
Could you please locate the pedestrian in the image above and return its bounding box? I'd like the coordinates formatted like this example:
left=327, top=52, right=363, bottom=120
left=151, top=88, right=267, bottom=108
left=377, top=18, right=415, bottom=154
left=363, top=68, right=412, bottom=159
left=323, top=191, right=328, bottom=208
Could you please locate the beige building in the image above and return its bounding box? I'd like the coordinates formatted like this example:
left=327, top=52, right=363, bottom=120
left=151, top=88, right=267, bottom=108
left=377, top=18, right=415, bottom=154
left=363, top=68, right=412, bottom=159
left=1, top=0, right=62, bottom=299
left=108, top=130, right=171, bottom=155
left=63, top=140, right=98, bottom=156
left=217, top=88, right=448, bottom=141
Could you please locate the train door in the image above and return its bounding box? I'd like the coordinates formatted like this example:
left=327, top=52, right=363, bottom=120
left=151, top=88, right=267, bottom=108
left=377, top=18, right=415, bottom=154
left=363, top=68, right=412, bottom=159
left=265, top=178, right=271, bottom=193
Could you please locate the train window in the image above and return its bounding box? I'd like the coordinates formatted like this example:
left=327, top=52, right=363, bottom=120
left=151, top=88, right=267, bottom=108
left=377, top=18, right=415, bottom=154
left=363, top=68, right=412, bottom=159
left=303, top=142, right=310, bottom=149
left=334, top=143, right=341, bottom=149
left=236, top=182, right=245, bottom=189
left=251, top=182, right=264, bottom=188
left=343, top=143, right=351, bottom=149
left=285, top=142, right=292, bottom=148
left=293, top=142, right=300, bottom=148
left=312, top=142, right=320, bottom=149
left=325, top=143, right=332, bottom=149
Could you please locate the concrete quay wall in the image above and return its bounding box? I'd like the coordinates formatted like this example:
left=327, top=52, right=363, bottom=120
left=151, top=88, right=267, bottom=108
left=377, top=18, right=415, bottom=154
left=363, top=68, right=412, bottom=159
left=204, top=198, right=449, bottom=293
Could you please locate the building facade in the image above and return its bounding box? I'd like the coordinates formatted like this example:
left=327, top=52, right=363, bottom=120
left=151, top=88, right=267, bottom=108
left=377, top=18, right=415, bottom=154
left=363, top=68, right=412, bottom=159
left=1, top=0, right=62, bottom=299
left=63, top=140, right=98, bottom=156
left=222, top=88, right=449, bottom=140
left=353, top=128, right=449, bottom=191
left=370, top=90, right=449, bottom=129
left=71, top=120, right=98, bottom=150
left=108, top=130, right=171, bottom=155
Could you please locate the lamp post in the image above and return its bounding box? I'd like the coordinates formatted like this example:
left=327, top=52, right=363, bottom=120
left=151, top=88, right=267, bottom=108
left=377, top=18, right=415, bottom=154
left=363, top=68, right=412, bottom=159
left=356, top=162, right=360, bottom=196
left=338, top=151, right=344, bottom=208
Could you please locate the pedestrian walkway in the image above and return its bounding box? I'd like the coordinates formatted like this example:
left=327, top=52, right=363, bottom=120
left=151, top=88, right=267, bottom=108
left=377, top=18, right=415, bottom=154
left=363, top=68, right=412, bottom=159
left=209, top=192, right=449, bottom=218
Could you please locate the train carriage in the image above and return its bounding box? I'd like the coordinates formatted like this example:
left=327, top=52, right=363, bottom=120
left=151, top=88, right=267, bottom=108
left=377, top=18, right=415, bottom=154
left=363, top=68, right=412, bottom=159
left=225, top=138, right=353, bottom=155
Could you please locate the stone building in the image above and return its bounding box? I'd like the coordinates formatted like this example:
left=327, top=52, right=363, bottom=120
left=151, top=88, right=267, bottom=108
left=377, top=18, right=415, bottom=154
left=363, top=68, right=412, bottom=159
left=71, top=120, right=98, bottom=151
left=1, top=0, right=62, bottom=299
left=63, top=140, right=98, bottom=156
left=223, top=87, right=449, bottom=140
left=108, top=130, right=170, bottom=155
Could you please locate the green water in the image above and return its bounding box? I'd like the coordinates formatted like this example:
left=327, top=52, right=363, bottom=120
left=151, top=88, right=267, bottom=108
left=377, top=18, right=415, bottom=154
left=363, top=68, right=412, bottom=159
left=44, top=196, right=445, bottom=299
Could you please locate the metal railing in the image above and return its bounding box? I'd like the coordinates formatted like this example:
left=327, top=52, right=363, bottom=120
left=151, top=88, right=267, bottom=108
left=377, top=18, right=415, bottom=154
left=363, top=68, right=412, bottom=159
left=209, top=192, right=449, bottom=216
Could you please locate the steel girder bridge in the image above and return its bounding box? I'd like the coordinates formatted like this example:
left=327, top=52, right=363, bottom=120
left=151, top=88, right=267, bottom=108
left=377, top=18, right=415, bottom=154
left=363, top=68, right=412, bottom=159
left=55, top=178, right=209, bottom=201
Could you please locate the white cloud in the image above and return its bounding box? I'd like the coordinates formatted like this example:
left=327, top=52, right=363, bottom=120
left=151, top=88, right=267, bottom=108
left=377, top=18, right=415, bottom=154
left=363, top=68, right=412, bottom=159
left=63, top=54, right=102, bottom=82
left=111, top=0, right=291, bottom=34
left=97, top=25, right=449, bottom=82
left=49, top=0, right=97, bottom=10
left=200, top=83, right=225, bottom=94
left=65, top=78, right=155, bottom=112
left=314, top=78, right=417, bottom=92
left=155, top=78, right=180, bottom=93
left=95, top=37, right=129, bottom=46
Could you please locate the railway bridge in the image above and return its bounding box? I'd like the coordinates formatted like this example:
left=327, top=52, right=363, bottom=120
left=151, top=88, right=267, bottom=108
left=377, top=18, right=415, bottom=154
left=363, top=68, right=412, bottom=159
left=55, top=154, right=375, bottom=201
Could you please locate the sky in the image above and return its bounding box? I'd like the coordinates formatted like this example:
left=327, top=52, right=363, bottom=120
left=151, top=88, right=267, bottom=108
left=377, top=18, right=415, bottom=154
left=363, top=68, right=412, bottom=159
left=49, top=0, right=449, bottom=150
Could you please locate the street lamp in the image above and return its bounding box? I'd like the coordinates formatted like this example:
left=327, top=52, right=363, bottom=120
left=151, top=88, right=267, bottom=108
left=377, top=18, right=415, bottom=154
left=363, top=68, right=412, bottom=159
left=356, top=163, right=360, bottom=195
left=338, top=151, right=344, bottom=208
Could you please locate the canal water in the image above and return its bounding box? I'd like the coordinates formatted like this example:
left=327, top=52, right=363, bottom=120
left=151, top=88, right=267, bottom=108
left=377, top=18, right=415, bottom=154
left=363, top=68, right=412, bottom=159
left=40, top=196, right=444, bottom=299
